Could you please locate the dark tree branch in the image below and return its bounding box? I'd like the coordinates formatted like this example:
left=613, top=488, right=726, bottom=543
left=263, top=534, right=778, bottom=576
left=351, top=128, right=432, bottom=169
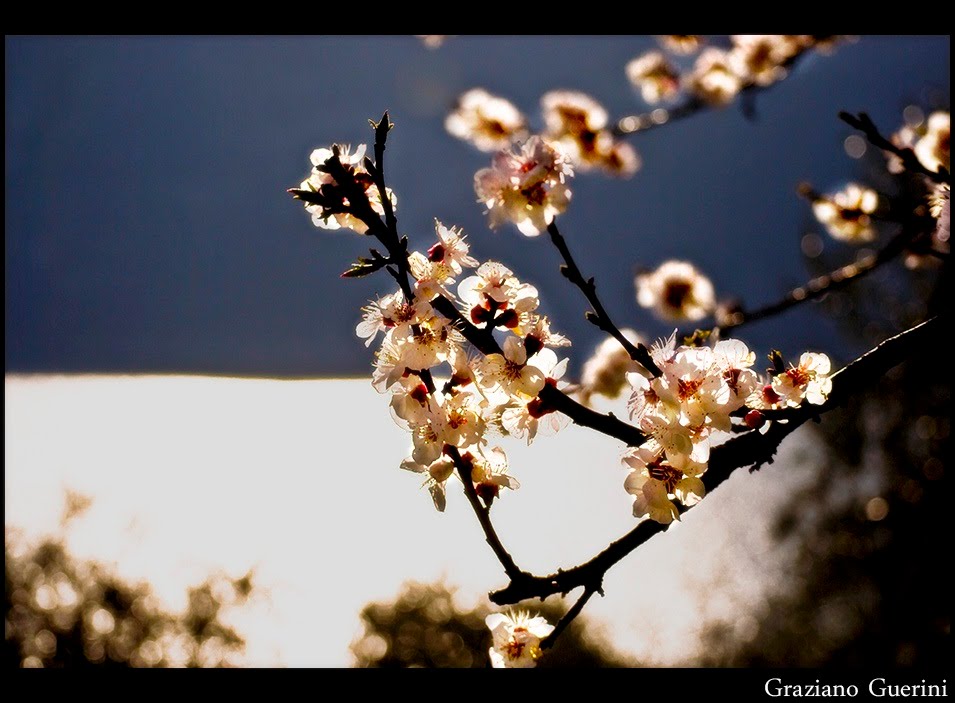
left=447, top=446, right=527, bottom=583
left=546, top=221, right=661, bottom=377
left=714, top=228, right=913, bottom=334
left=489, top=316, right=940, bottom=605
left=540, top=586, right=599, bottom=651
left=839, top=111, right=950, bottom=185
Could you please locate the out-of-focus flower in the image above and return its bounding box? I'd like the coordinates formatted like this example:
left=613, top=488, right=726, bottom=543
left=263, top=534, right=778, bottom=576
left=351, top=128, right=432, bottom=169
left=540, top=90, right=640, bottom=178
left=913, top=111, right=951, bottom=174
left=297, top=145, right=396, bottom=234
left=446, top=88, right=528, bottom=152
left=636, top=260, right=716, bottom=322
left=474, top=136, right=574, bottom=236
left=658, top=35, right=704, bottom=55
left=486, top=611, right=554, bottom=668
left=626, top=51, right=681, bottom=104
left=930, top=184, right=950, bottom=248
left=812, top=184, right=879, bottom=243
left=579, top=329, right=645, bottom=405
left=728, top=35, right=801, bottom=86
left=416, top=35, right=453, bottom=49
left=771, top=352, right=832, bottom=407
left=685, top=48, right=743, bottom=106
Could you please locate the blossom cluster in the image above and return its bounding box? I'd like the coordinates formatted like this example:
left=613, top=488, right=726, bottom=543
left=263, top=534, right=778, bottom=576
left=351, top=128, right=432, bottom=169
left=448, top=89, right=638, bottom=178
left=359, top=222, right=572, bottom=511
left=623, top=335, right=832, bottom=524
left=628, top=35, right=847, bottom=108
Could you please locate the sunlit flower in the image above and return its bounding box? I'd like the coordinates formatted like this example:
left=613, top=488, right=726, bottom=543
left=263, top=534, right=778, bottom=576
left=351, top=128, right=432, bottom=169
left=812, top=184, right=879, bottom=243
left=771, top=352, right=832, bottom=407
left=686, top=48, right=743, bottom=106
left=622, top=443, right=704, bottom=524
left=712, top=339, right=759, bottom=412
left=540, top=90, right=640, bottom=177
left=486, top=611, right=553, bottom=668
left=430, top=220, right=479, bottom=274
left=401, top=454, right=456, bottom=512
left=458, top=261, right=540, bottom=326
left=474, top=136, right=574, bottom=236
left=518, top=314, right=571, bottom=351
left=930, top=184, right=950, bottom=250
left=500, top=351, right=569, bottom=444
left=446, top=88, right=528, bottom=152
left=356, top=291, right=431, bottom=347
left=913, top=111, right=950, bottom=174
left=297, top=144, right=396, bottom=234
left=626, top=51, right=681, bottom=104
left=476, top=336, right=547, bottom=400
left=468, top=446, right=520, bottom=506
left=636, top=260, right=716, bottom=321
left=728, top=35, right=800, bottom=86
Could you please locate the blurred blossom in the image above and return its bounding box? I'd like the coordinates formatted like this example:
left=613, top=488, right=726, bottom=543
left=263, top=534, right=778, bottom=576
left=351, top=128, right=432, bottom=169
left=416, top=35, right=453, bottom=50
left=540, top=90, right=639, bottom=177
left=635, top=260, right=716, bottom=322
left=578, top=329, right=645, bottom=405
left=686, top=48, right=743, bottom=106
left=811, top=184, right=880, bottom=243
left=626, top=51, right=681, bottom=104
left=658, top=35, right=704, bottom=55
left=913, top=111, right=950, bottom=174
left=729, top=35, right=801, bottom=87
left=445, top=88, right=528, bottom=152
left=929, top=184, right=950, bottom=249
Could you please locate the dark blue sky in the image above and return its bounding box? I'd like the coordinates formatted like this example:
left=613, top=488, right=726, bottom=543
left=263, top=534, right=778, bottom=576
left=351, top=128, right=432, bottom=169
left=5, top=36, right=950, bottom=376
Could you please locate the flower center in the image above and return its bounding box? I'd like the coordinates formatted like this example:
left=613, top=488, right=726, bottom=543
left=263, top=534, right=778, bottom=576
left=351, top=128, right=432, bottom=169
left=647, top=461, right=683, bottom=494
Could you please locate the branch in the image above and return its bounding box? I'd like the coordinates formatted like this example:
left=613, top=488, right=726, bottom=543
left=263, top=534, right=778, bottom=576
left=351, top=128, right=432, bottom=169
left=540, top=586, right=599, bottom=651
left=546, top=221, right=661, bottom=377
left=447, top=446, right=527, bottom=582
left=614, top=42, right=820, bottom=137
left=489, top=315, right=941, bottom=605
left=714, top=227, right=913, bottom=333
left=839, top=111, right=950, bottom=185
left=430, top=293, right=647, bottom=447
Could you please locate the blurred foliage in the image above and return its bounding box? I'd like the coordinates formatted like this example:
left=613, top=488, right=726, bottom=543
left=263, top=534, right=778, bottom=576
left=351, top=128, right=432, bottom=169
left=351, top=580, right=636, bottom=668
left=5, top=493, right=254, bottom=668
left=697, top=131, right=951, bottom=667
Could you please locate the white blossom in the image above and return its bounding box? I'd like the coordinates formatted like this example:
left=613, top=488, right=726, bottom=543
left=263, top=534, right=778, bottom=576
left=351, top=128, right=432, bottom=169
left=636, top=261, right=716, bottom=321
left=486, top=611, right=553, bottom=668
left=445, top=88, right=528, bottom=152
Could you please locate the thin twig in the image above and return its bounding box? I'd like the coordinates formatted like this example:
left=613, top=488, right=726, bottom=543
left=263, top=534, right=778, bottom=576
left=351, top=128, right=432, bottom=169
left=446, top=446, right=527, bottom=582
left=715, top=228, right=913, bottom=334
left=547, top=221, right=661, bottom=377
left=540, top=586, right=599, bottom=651
left=489, top=315, right=940, bottom=605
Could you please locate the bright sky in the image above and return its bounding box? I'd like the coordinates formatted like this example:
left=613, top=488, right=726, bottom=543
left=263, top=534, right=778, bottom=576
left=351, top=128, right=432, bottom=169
left=5, top=374, right=828, bottom=666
